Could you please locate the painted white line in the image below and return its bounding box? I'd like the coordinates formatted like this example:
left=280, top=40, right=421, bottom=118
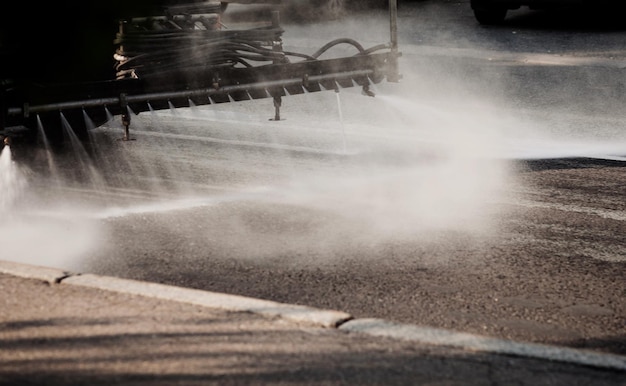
left=340, top=318, right=626, bottom=372
left=401, top=45, right=626, bottom=69
left=510, top=199, right=626, bottom=222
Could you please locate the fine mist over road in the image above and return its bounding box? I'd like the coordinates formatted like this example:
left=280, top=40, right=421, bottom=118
left=1, top=1, right=624, bottom=356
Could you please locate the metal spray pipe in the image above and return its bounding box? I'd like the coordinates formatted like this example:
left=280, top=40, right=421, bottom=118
left=388, top=0, right=401, bottom=83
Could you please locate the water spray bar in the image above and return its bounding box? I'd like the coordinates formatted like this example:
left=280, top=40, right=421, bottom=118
left=6, top=69, right=376, bottom=117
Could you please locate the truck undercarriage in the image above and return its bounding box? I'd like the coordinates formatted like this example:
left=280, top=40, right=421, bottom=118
left=1, top=0, right=400, bottom=149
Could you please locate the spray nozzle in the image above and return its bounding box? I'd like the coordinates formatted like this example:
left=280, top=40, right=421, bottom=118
left=2, top=136, right=9, bottom=147
left=362, top=85, right=375, bottom=98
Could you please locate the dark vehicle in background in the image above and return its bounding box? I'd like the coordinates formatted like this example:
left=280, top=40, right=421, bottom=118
left=469, top=0, right=624, bottom=24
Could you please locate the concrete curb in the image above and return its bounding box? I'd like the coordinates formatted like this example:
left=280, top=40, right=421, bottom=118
left=341, top=319, right=626, bottom=372
left=63, top=273, right=352, bottom=328
left=0, top=260, right=73, bottom=284
left=2, top=260, right=626, bottom=372
left=0, top=260, right=351, bottom=328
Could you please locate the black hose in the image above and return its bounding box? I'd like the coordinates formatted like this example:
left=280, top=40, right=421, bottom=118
left=114, top=12, right=389, bottom=80
left=311, top=38, right=366, bottom=59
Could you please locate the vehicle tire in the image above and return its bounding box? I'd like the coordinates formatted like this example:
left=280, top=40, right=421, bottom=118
left=473, top=7, right=507, bottom=24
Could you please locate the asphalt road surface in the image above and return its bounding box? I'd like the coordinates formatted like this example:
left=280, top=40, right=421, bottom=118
left=2, top=0, right=625, bottom=357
